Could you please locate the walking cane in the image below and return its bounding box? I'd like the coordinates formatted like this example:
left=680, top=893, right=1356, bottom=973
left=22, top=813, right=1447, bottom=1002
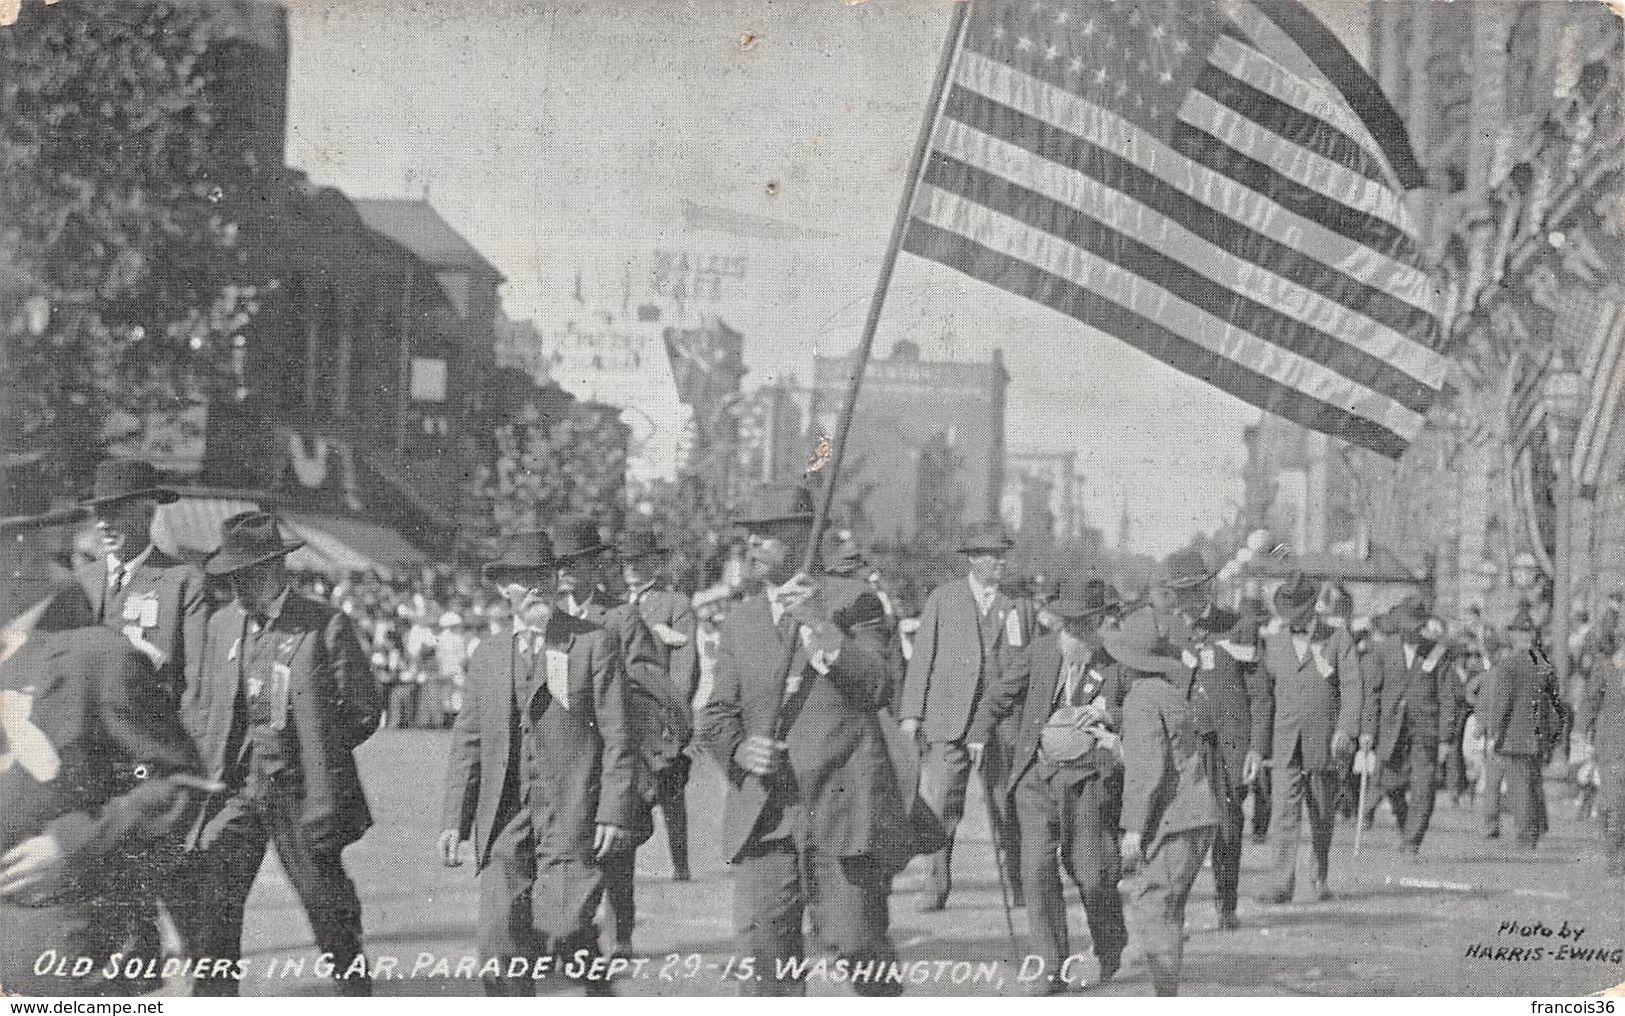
left=1353, top=759, right=1371, bottom=859
left=978, top=770, right=1020, bottom=958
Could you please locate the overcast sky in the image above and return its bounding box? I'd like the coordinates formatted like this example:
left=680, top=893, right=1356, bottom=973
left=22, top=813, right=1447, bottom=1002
left=284, top=0, right=1374, bottom=555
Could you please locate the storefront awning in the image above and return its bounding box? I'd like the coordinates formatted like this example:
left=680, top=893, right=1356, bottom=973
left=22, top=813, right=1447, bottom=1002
left=283, top=511, right=428, bottom=580
left=153, top=496, right=262, bottom=563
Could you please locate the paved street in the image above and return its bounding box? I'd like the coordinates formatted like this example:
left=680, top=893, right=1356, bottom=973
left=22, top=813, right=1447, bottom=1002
left=211, top=730, right=1625, bottom=996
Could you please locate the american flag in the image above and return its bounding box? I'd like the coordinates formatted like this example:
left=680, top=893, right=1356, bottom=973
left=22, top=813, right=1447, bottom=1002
left=903, top=0, right=1445, bottom=459
left=1567, top=296, right=1625, bottom=499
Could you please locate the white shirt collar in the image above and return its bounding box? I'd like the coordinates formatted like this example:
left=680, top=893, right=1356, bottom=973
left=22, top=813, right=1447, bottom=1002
left=629, top=580, right=659, bottom=604
left=1403, top=642, right=1418, bottom=668
left=106, top=543, right=155, bottom=581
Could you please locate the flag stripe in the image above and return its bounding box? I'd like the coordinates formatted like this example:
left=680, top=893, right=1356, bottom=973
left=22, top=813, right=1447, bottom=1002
left=923, top=141, right=1441, bottom=407
left=903, top=214, right=1412, bottom=458
left=950, top=50, right=1437, bottom=313
left=1194, top=59, right=1386, bottom=184
left=1576, top=309, right=1625, bottom=485
left=931, top=117, right=1443, bottom=386
left=910, top=184, right=1426, bottom=439
left=1206, top=32, right=1393, bottom=179
left=1180, top=86, right=1409, bottom=235
left=1232, top=0, right=1425, bottom=188
left=1171, top=117, right=1415, bottom=258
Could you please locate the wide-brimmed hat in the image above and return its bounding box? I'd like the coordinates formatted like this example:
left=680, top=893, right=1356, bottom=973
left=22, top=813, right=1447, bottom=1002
left=957, top=520, right=1014, bottom=555
left=1385, top=593, right=1431, bottom=634
left=81, top=459, right=178, bottom=508
left=1155, top=547, right=1214, bottom=591
left=1052, top=576, right=1119, bottom=620
left=203, top=511, right=305, bottom=576
left=730, top=483, right=815, bottom=528
left=482, top=529, right=559, bottom=583
left=617, top=526, right=667, bottom=560
left=1104, top=608, right=1192, bottom=677
left=551, top=514, right=611, bottom=560
left=1273, top=573, right=1320, bottom=625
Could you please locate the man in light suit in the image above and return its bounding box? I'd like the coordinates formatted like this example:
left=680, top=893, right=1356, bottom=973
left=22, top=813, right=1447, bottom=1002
left=619, top=526, right=698, bottom=882
left=439, top=530, right=636, bottom=995
left=1357, top=595, right=1459, bottom=856
left=899, top=520, right=1028, bottom=911
left=1256, top=574, right=1361, bottom=903
left=696, top=484, right=915, bottom=996
left=75, top=459, right=209, bottom=710
left=182, top=513, right=381, bottom=996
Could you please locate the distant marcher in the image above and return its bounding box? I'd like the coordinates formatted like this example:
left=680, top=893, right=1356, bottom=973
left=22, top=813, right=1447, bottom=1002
left=1482, top=604, right=1561, bottom=849
left=1578, top=603, right=1625, bottom=874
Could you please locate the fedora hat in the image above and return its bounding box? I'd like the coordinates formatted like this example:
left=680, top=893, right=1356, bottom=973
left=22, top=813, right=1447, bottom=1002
left=957, top=520, right=1014, bottom=555
left=1155, top=547, right=1214, bottom=591
left=1385, top=593, right=1431, bottom=634
left=730, top=483, right=815, bottom=528
left=82, top=459, right=178, bottom=508
left=1052, top=576, right=1119, bottom=620
left=1103, top=608, right=1191, bottom=677
left=551, top=514, right=611, bottom=560
left=203, top=511, right=304, bottom=576
left=1273, top=573, right=1320, bottom=625
left=482, top=529, right=559, bottom=583
left=617, top=526, right=667, bottom=560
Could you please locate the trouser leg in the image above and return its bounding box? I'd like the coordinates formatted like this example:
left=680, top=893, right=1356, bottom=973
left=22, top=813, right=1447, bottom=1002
left=1504, top=755, right=1542, bottom=847
left=264, top=785, right=369, bottom=996
left=1268, top=761, right=1306, bottom=896
left=1059, top=777, right=1127, bottom=971
left=1482, top=749, right=1506, bottom=834
left=809, top=849, right=900, bottom=997
left=478, top=812, right=541, bottom=997
left=985, top=731, right=1024, bottom=903
left=1209, top=796, right=1244, bottom=917
left=1012, top=772, right=1066, bottom=979
left=1404, top=740, right=1439, bottom=848
left=179, top=794, right=270, bottom=998
left=732, top=840, right=805, bottom=997
left=1601, top=807, right=1625, bottom=875
left=918, top=740, right=971, bottom=904
left=1302, top=769, right=1336, bottom=885
left=1126, top=827, right=1214, bottom=997
left=1251, top=768, right=1272, bottom=839
left=601, top=848, right=636, bottom=949
left=658, top=765, right=692, bottom=879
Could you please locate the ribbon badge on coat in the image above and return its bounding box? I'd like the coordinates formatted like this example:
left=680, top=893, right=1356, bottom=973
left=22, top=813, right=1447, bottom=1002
left=1310, top=643, right=1335, bottom=680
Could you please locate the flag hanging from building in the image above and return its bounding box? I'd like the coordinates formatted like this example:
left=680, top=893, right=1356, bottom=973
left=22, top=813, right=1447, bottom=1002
left=902, top=0, right=1445, bottom=459
left=1568, top=296, right=1625, bottom=499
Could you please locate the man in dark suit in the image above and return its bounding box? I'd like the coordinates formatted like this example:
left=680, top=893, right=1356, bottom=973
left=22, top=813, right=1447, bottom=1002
left=696, top=484, right=913, bottom=996
left=1256, top=573, right=1360, bottom=903
left=1, top=476, right=212, bottom=996
left=75, top=459, right=209, bottom=710
left=619, top=526, right=699, bottom=882
left=1357, top=595, right=1459, bottom=856
left=1155, top=548, right=1267, bottom=930
left=181, top=512, right=381, bottom=996
left=1109, top=610, right=1219, bottom=997
left=1483, top=606, right=1560, bottom=850
left=899, top=520, right=1028, bottom=911
left=968, top=577, right=1128, bottom=994
left=553, top=514, right=674, bottom=956
left=439, top=529, right=636, bottom=995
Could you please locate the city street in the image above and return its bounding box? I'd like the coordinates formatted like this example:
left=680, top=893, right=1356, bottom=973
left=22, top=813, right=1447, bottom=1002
left=220, top=730, right=1625, bottom=997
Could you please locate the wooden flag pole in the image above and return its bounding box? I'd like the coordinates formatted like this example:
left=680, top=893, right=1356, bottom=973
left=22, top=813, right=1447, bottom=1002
left=797, top=0, right=970, bottom=577
left=761, top=0, right=971, bottom=744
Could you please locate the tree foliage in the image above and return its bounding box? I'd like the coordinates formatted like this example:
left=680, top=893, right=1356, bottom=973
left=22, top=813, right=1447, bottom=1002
left=0, top=0, right=254, bottom=484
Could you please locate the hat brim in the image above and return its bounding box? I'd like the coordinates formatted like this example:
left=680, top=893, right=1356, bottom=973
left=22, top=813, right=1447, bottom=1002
left=1103, top=635, right=1190, bottom=676
left=482, top=562, right=556, bottom=583
left=83, top=486, right=179, bottom=508
left=203, top=539, right=304, bottom=577
left=554, top=541, right=611, bottom=561
left=1051, top=599, right=1119, bottom=621
left=730, top=512, right=814, bottom=528
left=958, top=540, right=1015, bottom=554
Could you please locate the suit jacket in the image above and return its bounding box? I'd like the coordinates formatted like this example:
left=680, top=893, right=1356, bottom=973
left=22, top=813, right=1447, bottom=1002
left=189, top=593, right=380, bottom=851
left=1119, top=672, right=1218, bottom=848
left=1166, top=607, right=1267, bottom=786
left=968, top=632, right=1128, bottom=795
left=77, top=549, right=209, bottom=709
left=1, top=600, right=206, bottom=996
left=1485, top=649, right=1560, bottom=758
left=1361, top=638, right=1459, bottom=761
left=1257, top=622, right=1360, bottom=770
left=581, top=595, right=690, bottom=786
left=633, top=587, right=700, bottom=707
left=442, top=613, right=636, bottom=869
left=696, top=575, right=913, bottom=870
left=900, top=576, right=1029, bottom=742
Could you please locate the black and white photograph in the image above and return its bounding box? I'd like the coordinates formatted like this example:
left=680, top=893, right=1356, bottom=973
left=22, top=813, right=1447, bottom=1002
left=1, top=0, right=1623, bottom=1000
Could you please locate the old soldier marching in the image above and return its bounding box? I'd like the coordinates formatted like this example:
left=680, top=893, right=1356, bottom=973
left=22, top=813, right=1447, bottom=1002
left=899, top=519, right=1028, bottom=911
left=181, top=512, right=381, bottom=996
left=1482, top=605, right=1561, bottom=850
left=439, top=530, right=637, bottom=995
left=1, top=470, right=213, bottom=996
left=969, top=576, right=1128, bottom=994
left=696, top=483, right=913, bottom=996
